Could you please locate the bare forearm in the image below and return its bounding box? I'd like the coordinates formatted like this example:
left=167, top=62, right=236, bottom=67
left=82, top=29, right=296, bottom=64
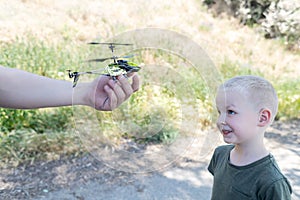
left=0, top=66, right=139, bottom=110
left=0, top=66, right=86, bottom=109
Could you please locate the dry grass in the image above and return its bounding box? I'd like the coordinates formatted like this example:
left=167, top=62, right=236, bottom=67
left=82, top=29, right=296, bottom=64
left=1, top=0, right=299, bottom=79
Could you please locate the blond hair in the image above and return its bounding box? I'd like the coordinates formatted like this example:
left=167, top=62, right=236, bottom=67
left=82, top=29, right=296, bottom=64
left=219, top=75, right=278, bottom=122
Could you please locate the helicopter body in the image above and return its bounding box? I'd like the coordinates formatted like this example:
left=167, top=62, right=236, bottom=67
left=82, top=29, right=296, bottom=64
left=68, top=43, right=141, bottom=87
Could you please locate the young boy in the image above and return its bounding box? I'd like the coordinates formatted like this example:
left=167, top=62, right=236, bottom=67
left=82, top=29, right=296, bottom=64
left=208, top=75, right=292, bottom=200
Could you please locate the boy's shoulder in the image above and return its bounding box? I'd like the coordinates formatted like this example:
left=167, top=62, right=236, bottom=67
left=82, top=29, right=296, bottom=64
left=208, top=145, right=233, bottom=175
left=255, top=154, right=291, bottom=189
left=255, top=156, right=292, bottom=198
left=214, top=144, right=234, bottom=153
left=212, top=144, right=234, bottom=158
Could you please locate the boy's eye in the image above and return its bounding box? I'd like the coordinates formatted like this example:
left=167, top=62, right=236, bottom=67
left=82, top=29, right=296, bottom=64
left=227, top=110, right=236, bottom=115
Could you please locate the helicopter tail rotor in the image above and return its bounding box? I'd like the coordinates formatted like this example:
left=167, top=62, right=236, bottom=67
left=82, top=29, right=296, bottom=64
left=67, top=70, right=80, bottom=87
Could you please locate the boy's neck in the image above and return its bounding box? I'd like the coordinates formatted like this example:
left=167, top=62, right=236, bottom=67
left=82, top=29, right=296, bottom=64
left=230, top=135, right=269, bottom=166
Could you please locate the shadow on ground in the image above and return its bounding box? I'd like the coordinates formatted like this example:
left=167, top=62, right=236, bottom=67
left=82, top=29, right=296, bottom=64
left=1, top=119, right=299, bottom=200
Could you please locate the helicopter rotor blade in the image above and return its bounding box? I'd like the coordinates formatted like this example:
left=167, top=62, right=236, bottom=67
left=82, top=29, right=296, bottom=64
left=87, top=54, right=134, bottom=63
left=85, top=69, right=106, bottom=74
left=122, top=54, right=135, bottom=59
left=87, top=57, right=114, bottom=62
left=88, top=42, right=133, bottom=46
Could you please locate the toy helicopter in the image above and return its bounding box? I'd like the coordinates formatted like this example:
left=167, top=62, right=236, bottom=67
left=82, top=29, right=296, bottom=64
left=68, top=42, right=141, bottom=87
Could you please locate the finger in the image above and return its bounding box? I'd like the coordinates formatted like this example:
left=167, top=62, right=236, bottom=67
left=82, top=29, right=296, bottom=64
left=131, top=74, right=140, bottom=92
left=126, top=72, right=135, bottom=78
left=96, top=75, right=110, bottom=87
left=117, top=75, right=133, bottom=99
left=104, top=85, right=117, bottom=110
left=108, top=79, right=126, bottom=106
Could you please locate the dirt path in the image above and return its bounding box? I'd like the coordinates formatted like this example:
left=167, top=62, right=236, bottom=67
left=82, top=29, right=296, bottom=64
left=35, top=163, right=212, bottom=200
left=1, top=119, right=299, bottom=200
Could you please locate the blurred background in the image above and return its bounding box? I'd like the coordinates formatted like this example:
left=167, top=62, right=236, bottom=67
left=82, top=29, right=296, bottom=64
left=0, top=0, right=299, bottom=171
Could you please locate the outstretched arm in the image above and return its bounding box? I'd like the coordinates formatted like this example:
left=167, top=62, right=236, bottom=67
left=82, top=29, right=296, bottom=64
left=0, top=65, right=139, bottom=110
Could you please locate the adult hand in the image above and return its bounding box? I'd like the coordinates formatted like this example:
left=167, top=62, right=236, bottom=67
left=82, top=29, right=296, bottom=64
left=87, top=73, right=140, bottom=111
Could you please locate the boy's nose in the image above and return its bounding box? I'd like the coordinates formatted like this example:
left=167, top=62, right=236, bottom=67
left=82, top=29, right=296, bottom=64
left=216, top=114, right=227, bottom=132
left=217, top=113, right=227, bottom=125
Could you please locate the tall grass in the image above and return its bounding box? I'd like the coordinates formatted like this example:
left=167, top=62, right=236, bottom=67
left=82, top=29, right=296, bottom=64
left=0, top=37, right=87, bottom=167
left=0, top=37, right=299, bottom=168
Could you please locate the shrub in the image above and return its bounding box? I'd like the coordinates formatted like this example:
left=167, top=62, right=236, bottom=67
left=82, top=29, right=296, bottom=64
left=203, top=0, right=300, bottom=50
left=262, top=0, right=300, bottom=49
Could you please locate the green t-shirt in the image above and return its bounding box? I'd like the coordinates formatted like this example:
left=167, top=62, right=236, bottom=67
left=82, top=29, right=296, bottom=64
left=208, top=145, right=292, bottom=200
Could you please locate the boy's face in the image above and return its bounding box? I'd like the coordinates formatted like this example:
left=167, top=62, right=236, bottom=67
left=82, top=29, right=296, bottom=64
left=215, top=88, right=260, bottom=144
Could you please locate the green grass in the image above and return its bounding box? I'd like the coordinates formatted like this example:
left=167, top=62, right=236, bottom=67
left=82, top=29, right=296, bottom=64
left=276, top=79, right=300, bottom=120
left=0, top=37, right=88, bottom=167
left=0, top=36, right=299, bottom=168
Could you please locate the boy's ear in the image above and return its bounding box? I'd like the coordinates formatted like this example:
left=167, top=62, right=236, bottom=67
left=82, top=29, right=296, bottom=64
left=258, top=108, right=271, bottom=127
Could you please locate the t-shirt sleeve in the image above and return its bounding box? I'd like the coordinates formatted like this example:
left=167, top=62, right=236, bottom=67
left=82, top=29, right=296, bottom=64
left=264, top=178, right=292, bottom=200
left=207, top=145, right=233, bottom=176
left=208, top=149, right=217, bottom=175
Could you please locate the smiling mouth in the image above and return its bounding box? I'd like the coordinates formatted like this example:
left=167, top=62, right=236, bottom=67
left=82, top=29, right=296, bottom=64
left=221, top=130, right=232, bottom=135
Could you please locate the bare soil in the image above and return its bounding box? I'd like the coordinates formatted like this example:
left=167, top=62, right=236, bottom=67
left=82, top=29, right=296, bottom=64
left=0, top=119, right=299, bottom=200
